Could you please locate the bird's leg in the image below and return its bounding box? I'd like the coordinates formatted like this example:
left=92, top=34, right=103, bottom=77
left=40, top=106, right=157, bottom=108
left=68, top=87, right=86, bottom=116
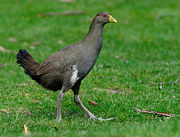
left=72, top=82, right=115, bottom=121
left=57, top=91, right=64, bottom=122
left=72, top=82, right=96, bottom=119
left=74, top=95, right=115, bottom=121
left=74, top=95, right=96, bottom=119
left=74, top=96, right=115, bottom=121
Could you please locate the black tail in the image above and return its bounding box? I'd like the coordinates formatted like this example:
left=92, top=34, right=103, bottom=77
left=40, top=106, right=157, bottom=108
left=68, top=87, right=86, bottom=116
left=17, top=49, right=40, bottom=77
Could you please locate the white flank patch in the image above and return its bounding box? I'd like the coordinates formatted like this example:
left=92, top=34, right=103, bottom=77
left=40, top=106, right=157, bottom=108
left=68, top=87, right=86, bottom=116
left=70, top=65, right=79, bottom=85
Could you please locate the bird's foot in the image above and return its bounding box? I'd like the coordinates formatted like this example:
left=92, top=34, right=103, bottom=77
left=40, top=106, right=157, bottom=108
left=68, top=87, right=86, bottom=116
left=89, top=116, right=115, bottom=121
left=97, top=117, right=116, bottom=121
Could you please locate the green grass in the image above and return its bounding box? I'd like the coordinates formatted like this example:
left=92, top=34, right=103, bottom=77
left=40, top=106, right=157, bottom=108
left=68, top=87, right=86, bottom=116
left=0, top=0, right=180, bottom=136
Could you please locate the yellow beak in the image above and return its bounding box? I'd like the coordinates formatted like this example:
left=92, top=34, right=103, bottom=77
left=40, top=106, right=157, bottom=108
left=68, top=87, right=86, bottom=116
left=109, top=15, right=117, bottom=23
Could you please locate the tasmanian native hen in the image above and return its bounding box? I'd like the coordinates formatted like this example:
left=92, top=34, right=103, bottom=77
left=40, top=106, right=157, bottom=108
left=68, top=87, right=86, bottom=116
left=17, top=12, right=117, bottom=121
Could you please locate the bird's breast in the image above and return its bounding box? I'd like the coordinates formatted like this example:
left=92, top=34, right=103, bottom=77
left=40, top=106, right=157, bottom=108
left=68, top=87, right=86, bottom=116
left=76, top=56, right=98, bottom=79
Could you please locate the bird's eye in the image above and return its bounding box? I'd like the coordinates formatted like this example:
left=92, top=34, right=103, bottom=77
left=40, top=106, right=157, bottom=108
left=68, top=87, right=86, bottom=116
left=102, top=14, right=107, bottom=18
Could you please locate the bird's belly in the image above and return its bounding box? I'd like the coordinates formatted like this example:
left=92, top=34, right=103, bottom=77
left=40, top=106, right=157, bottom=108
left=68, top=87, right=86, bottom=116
left=40, top=72, right=64, bottom=91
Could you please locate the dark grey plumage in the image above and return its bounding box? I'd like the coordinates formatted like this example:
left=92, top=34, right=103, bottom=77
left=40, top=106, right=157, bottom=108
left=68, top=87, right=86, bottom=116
left=17, top=12, right=117, bottom=121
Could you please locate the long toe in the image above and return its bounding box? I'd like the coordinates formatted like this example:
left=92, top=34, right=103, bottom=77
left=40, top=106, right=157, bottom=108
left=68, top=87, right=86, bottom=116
left=98, top=117, right=116, bottom=121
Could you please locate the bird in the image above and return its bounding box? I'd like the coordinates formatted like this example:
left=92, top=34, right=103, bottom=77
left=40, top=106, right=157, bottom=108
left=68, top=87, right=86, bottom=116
left=17, top=12, right=117, bottom=121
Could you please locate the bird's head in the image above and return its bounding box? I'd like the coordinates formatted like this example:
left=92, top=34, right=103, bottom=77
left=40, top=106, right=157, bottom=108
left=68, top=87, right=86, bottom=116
left=94, top=12, right=117, bottom=24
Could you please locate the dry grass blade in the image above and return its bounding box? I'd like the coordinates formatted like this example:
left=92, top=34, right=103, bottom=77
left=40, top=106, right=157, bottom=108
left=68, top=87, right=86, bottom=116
left=89, top=100, right=98, bottom=106
left=31, top=41, right=39, bottom=46
left=8, top=37, right=18, bottom=43
left=24, top=124, right=30, bottom=135
left=108, top=89, right=123, bottom=93
left=93, top=88, right=126, bottom=94
left=16, top=83, right=28, bottom=87
left=38, top=10, right=87, bottom=17
left=0, top=46, right=11, bottom=53
left=0, top=46, right=16, bottom=54
left=143, top=79, right=179, bottom=86
left=30, top=46, right=35, bottom=49
left=59, top=0, right=75, bottom=3
left=32, top=98, right=42, bottom=104
left=29, top=41, right=40, bottom=49
left=134, top=107, right=180, bottom=117
left=0, top=109, right=10, bottom=113
left=0, top=64, right=7, bottom=69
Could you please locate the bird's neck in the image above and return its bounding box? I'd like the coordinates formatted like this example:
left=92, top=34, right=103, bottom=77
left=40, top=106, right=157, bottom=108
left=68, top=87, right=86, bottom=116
left=84, top=21, right=104, bottom=50
left=88, top=21, right=104, bottom=37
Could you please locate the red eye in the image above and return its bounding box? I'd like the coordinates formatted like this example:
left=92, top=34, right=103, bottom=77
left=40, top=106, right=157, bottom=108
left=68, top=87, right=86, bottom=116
left=102, top=14, right=107, bottom=18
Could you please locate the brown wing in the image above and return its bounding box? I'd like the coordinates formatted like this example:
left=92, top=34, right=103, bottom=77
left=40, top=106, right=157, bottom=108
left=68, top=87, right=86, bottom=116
left=36, top=41, right=83, bottom=76
left=36, top=47, right=77, bottom=75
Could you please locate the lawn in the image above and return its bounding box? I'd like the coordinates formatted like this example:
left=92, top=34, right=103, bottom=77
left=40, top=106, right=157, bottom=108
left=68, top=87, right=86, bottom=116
left=0, top=0, right=180, bottom=136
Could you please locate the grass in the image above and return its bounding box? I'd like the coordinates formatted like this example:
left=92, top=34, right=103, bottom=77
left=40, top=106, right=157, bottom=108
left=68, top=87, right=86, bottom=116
left=0, top=0, right=180, bottom=136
